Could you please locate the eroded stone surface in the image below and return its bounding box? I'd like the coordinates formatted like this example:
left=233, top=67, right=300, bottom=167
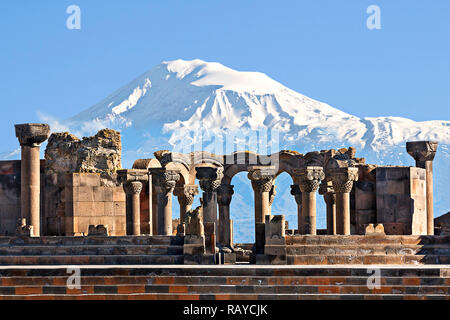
left=45, top=129, right=122, bottom=176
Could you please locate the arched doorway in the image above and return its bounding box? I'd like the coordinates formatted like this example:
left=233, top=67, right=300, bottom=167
left=229, top=171, right=254, bottom=244
left=271, top=172, right=297, bottom=232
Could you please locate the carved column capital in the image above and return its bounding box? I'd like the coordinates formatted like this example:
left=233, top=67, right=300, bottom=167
left=294, top=166, right=325, bottom=193
left=123, top=180, right=143, bottom=195
left=329, top=167, right=359, bottom=193
left=150, top=168, right=180, bottom=194
left=195, top=167, right=224, bottom=193
left=174, top=184, right=199, bottom=206
left=217, top=184, right=234, bottom=206
left=248, top=166, right=275, bottom=193
left=15, top=123, right=50, bottom=147
left=117, top=169, right=148, bottom=195
left=290, top=184, right=302, bottom=206
left=406, top=141, right=438, bottom=164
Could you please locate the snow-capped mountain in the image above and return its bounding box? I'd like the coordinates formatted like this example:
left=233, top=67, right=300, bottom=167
left=61, top=59, right=450, bottom=242
left=9, top=59, right=450, bottom=242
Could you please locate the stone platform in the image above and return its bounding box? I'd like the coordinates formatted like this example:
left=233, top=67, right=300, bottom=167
left=281, top=234, right=450, bottom=265
left=0, top=236, right=184, bottom=265
left=0, top=265, right=448, bottom=300
left=0, top=235, right=449, bottom=266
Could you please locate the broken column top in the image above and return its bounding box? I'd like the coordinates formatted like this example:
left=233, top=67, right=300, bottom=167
left=406, top=141, right=438, bottom=162
left=15, top=123, right=50, bottom=147
left=117, top=169, right=149, bottom=184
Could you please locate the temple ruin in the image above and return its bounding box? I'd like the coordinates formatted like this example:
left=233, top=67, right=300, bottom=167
left=0, top=123, right=448, bottom=266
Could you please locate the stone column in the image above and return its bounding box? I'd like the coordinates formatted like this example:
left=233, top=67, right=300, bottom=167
left=406, top=141, right=438, bottom=235
left=174, top=185, right=199, bottom=234
left=217, top=184, right=234, bottom=248
left=290, top=184, right=302, bottom=232
left=329, top=167, right=359, bottom=235
left=294, top=167, right=325, bottom=235
left=195, top=167, right=223, bottom=227
left=150, top=168, right=180, bottom=235
left=319, top=180, right=336, bottom=235
left=248, top=166, right=276, bottom=224
left=15, top=123, right=50, bottom=237
left=118, top=169, right=148, bottom=236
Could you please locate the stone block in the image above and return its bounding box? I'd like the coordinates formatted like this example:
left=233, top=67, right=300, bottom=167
left=74, top=202, right=94, bottom=217
left=93, top=202, right=105, bottom=216
left=265, top=215, right=286, bottom=245
left=88, top=225, right=108, bottom=236
left=386, top=181, right=407, bottom=195
left=75, top=186, right=94, bottom=202
left=255, top=223, right=265, bottom=254
left=184, top=235, right=205, bottom=245
left=355, top=191, right=376, bottom=210
left=383, top=222, right=406, bottom=235
left=113, top=201, right=126, bottom=216
left=219, top=252, right=236, bottom=265
left=113, top=187, right=126, bottom=202
left=78, top=173, right=101, bottom=187
left=104, top=202, right=114, bottom=216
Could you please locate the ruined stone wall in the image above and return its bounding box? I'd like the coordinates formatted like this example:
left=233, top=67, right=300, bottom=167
left=354, top=165, right=377, bottom=234
left=376, top=166, right=427, bottom=235
left=0, top=161, right=22, bottom=235
left=43, top=129, right=126, bottom=236
left=64, top=173, right=125, bottom=236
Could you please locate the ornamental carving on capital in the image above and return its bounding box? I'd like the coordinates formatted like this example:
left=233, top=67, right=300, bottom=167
left=196, top=167, right=224, bottom=193
left=174, top=185, right=199, bottom=206
left=318, top=180, right=333, bottom=196
left=248, top=166, right=275, bottom=194
left=294, top=167, right=325, bottom=193
left=217, top=184, right=234, bottom=206
left=151, top=168, right=180, bottom=194
left=117, top=169, right=149, bottom=185
left=123, top=181, right=143, bottom=195
left=406, top=141, right=438, bottom=162
left=329, top=167, right=359, bottom=194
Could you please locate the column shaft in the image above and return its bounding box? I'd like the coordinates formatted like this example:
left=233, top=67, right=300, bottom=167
left=425, top=161, right=434, bottom=235
left=157, top=192, right=173, bottom=235
left=15, top=123, right=50, bottom=237
left=22, top=145, right=41, bottom=236
left=326, top=199, right=336, bottom=235
left=131, top=192, right=141, bottom=235
left=152, top=190, right=158, bottom=235
left=218, top=204, right=231, bottom=246
left=301, top=192, right=316, bottom=235
left=336, top=192, right=350, bottom=235
left=202, top=192, right=217, bottom=224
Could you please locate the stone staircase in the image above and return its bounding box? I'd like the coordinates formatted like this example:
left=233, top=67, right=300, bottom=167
left=0, top=236, right=184, bottom=265
left=0, top=266, right=448, bottom=300
left=284, top=235, right=450, bottom=265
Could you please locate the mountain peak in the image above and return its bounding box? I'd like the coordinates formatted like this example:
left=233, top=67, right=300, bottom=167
left=160, top=58, right=285, bottom=94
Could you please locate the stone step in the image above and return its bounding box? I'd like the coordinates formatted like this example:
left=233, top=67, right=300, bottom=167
left=286, top=235, right=450, bottom=246
left=0, top=293, right=447, bottom=300
left=0, top=255, right=184, bottom=265
left=286, top=254, right=450, bottom=265
left=0, top=245, right=184, bottom=256
left=0, top=236, right=183, bottom=247
left=0, top=284, right=448, bottom=295
left=1, top=275, right=448, bottom=286
left=286, top=244, right=450, bottom=256
left=0, top=266, right=447, bottom=277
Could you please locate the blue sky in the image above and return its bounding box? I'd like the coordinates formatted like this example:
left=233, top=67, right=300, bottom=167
left=0, top=0, right=449, bottom=152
